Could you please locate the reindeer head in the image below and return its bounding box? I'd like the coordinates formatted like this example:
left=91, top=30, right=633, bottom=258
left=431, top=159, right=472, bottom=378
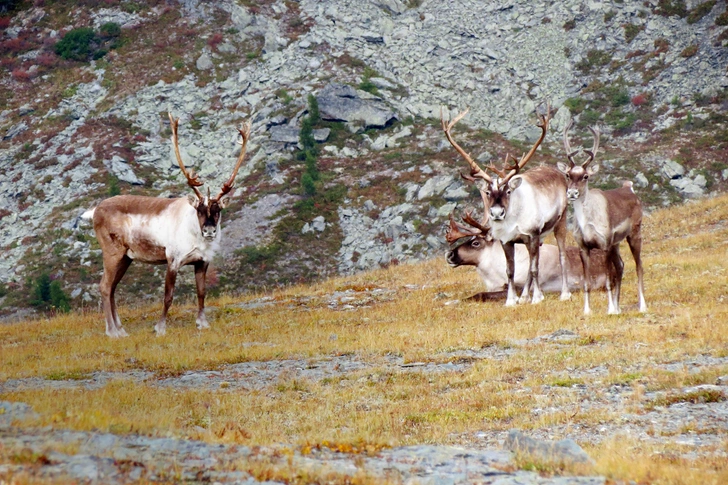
left=169, top=113, right=251, bottom=240
left=557, top=120, right=600, bottom=202
left=441, top=104, right=550, bottom=222
left=445, top=209, right=495, bottom=267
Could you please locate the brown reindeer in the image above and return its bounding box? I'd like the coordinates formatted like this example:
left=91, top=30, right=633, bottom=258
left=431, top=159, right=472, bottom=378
left=81, top=114, right=252, bottom=336
left=442, top=105, right=571, bottom=306
left=557, top=120, right=647, bottom=314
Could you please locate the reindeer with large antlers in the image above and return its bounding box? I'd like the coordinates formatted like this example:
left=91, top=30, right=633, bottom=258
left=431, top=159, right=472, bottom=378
left=442, top=105, right=571, bottom=306
left=558, top=120, right=647, bottom=315
left=82, top=113, right=252, bottom=337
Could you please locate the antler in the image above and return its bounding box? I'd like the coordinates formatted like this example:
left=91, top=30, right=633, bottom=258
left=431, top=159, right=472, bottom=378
left=562, top=118, right=579, bottom=167
left=169, top=113, right=204, bottom=200
left=441, top=107, right=492, bottom=183
left=500, top=101, right=551, bottom=184
left=446, top=213, right=479, bottom=244
left=582, top=125, right=600, bottom=168
left=213, top=120, right=252, bottom=202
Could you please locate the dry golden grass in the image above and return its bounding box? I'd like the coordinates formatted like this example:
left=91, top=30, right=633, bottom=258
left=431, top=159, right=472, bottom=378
left=2, top=194, right=728, bottom=483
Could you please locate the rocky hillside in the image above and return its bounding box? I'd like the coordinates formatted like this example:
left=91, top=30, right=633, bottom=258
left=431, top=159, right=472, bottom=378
left=1, top=0, right=727, bottom=317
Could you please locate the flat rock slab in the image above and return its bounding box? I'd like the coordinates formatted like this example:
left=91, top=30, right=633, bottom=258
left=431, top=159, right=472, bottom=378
left=0, top=426, right=606, bottom=484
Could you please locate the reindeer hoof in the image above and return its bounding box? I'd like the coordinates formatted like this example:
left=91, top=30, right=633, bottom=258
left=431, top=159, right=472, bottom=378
left=505, top=299, right=518, bottom=307
left=154, top=325, right=166, bottom=336
left=560, top=292, right=572, bottom=301
left=196, top=322, right=210, bottom=330
left=117, top=328, right=129, bottom=337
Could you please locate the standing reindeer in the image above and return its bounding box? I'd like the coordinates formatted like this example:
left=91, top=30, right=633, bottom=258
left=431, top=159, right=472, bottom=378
left=82, top=113, right=251, bottom=337
left=441, top=105, right=571, bottom=306
left=558, top=120, right=647, bottom=315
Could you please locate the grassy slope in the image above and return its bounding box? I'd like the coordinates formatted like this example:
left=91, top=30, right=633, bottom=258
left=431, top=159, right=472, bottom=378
left=1, top=194, right=728, bottom=483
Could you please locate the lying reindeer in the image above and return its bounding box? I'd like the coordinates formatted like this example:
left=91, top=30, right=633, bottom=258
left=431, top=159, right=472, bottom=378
left=446, top=207, right=608, bottom=301
left=82, top=113, right=251, bottom=337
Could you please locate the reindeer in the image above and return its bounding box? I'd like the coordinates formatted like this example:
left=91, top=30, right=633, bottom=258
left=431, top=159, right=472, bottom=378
left=441, top=105, right=571, bottom=306
left=445, top=200, right=608, bottom=299
left=557, top=120, right=647, bottom=315
left=82, top=113, right=252, bottom=337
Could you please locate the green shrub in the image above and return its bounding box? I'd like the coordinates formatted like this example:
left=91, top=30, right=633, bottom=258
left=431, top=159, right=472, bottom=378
left=576, top=49, right=612, bottom=73
left=654, top=0, right=688, bottom=17
left=564, top=97, right=587, bottom=114
left=716, top=11, right=728, bottom=25
left=580, top=110, right=601, bottom=126
left=623, top=23, right=644, bottom=43
left=49, top=281, right=70, bottom=313
left=108, top=175, right=121, bottom=196
left=99, top=22, right=121, bottom=39
left=55, top=27, right=98, bottom=61
left=687, top=1, right=716, bottom=24
left=307, top=94, right=320, bottom=124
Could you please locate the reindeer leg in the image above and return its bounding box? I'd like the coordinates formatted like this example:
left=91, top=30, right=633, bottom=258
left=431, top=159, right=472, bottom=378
left=194, top=261, right=210, bottom=330
left=155, top=264, right=178, bottom=336
left=580, top=247, right=592, bottom=315
left=109, top=256, right=132, bottom=337
left=607, top=246, right=624, bottom=315
left=627, top=232, right=647, bottom=313
left=554, top=212, right=572, bottom=301
left=502, top=242, right=518, bottom=307
left=100, top=252, right=129, bottom=338
left=526, top=236, right=544, bottom=305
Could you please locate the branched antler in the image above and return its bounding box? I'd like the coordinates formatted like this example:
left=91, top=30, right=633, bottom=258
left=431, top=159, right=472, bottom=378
left=169, top=113, right=204, bottom=200
left=441, top=107, right=492, bottom=183
left=213, top=120, right=252, bottom=202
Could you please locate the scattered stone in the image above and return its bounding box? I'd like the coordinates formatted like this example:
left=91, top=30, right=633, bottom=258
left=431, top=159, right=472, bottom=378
left=316, top=83, right=396, bottom=129
left=196, top=52, right=214, bottom=71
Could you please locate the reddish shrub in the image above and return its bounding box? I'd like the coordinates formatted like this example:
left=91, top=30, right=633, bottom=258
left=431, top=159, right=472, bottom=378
left=631, top=93, right=651, bottom=106
left=3, top=37, right=28, bottom=53
left=1, top=57, right=16, bottom=70
left=36, top=52, right=57, bottom=68
left=0, top=17, right=11, bottom=29
left=207, top=33, right=223, bottom=49
left=11, top=68, right=34, bottom=81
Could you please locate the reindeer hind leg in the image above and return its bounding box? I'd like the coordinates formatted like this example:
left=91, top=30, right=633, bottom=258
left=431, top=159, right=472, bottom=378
left=100, top=251, right=129, bottom=337
left=627, top=232, right=647, bottom=313
left=109, top=255, right=132, bottom=337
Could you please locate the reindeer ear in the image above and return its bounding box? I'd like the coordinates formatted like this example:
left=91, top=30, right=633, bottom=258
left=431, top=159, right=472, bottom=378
left=187, top=194, right=200, bottom=208
left=556, top=161, right=569, bottom=175
left=219, top=196, right=231, bottom=209
left=508, top=177, right=522, bottom=190
left=587, top=165, right=600, bottom=176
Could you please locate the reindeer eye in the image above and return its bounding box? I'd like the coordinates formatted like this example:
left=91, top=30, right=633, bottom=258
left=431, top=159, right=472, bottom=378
left=583, top=174, right=589, bottom=180
left=471, top=240, right=481, bottom=248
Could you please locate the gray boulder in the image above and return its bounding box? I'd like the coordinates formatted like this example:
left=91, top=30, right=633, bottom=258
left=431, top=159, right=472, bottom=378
left=505, top=429, right=594, bottom=467
left=316, top=83, right=396, bottom=129
left=269, top=126, right=330, bottom=144
left=106, top=155, right=145, bottom=185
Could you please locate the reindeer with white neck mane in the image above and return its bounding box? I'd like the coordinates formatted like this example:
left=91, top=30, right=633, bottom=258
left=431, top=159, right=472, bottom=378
left=445, top=187, right=608, bottom=298
left=82, top=113, right=251, bottom=337
left=558, top=120, right=647, bottom=315
left=441, top=105, right=571, bottom=306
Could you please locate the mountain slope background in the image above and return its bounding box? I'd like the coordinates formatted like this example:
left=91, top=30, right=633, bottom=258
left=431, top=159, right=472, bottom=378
left=1, top=0, right=727, bottom=318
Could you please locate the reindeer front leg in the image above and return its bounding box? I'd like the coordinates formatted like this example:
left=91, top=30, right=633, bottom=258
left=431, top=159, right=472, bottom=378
left=194, top=261, right=210, bottom=329
left=155, top=264, right=179, bottom=336
left=579, top=247, right=592, bottom=315
left=525, top=236, right=544, bottom=304
left=502, top=242, right=518, bottom=307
